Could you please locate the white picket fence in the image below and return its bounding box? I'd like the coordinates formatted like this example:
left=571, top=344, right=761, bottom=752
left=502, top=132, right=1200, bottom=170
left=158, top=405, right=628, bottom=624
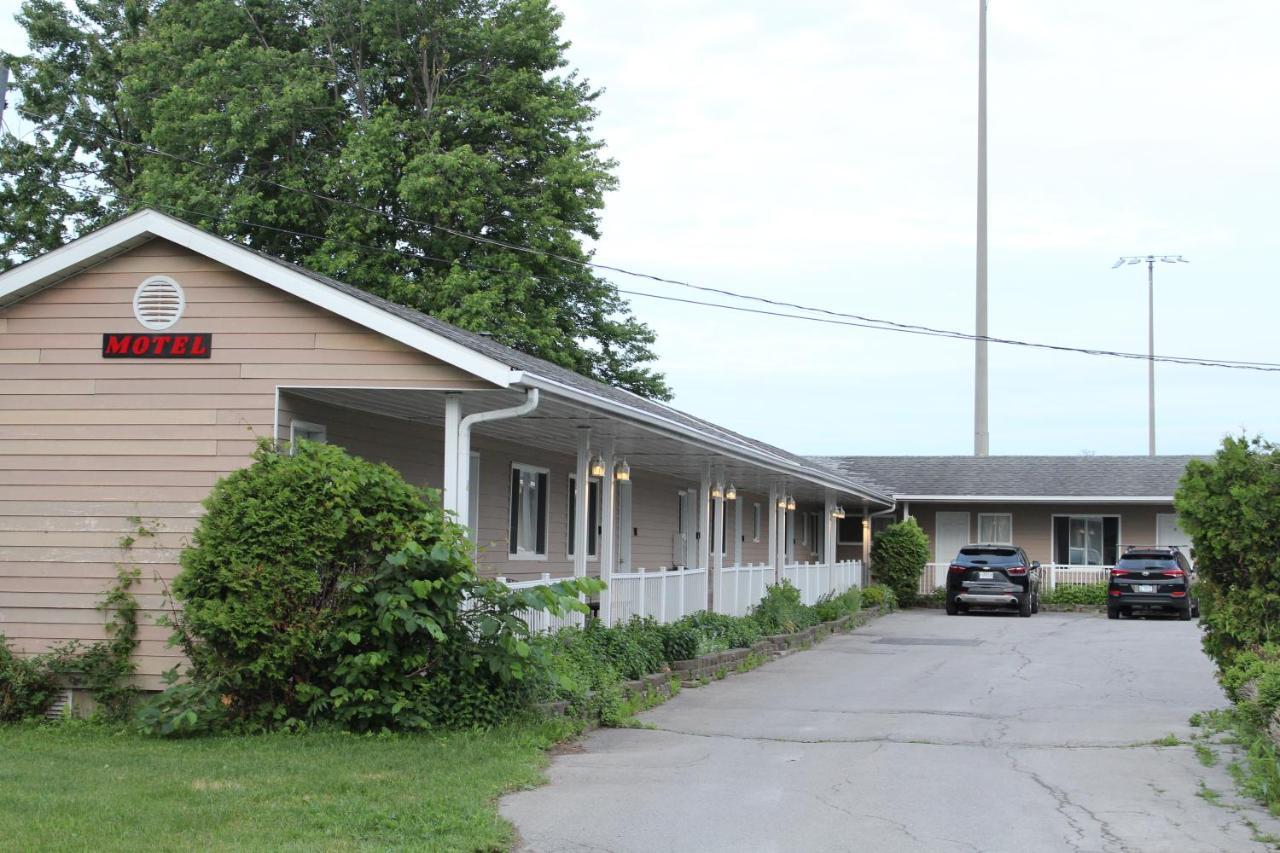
left=919, top=562, right=1114, bottom=596
left=609, top=566, right=708, bottom=624
left=497, top=573, right=586, bottom=634
left=715, top=563, right=774, bottom=617
left=782, top=560, right=864, bottom=606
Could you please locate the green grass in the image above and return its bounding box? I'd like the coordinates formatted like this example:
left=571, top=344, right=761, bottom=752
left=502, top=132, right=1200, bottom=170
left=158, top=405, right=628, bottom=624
left=1152, top=733, right=1182, bottom=747
left=1195, top=743, right=1219, bottom=767
left=0, top=717, right=576, bottom=852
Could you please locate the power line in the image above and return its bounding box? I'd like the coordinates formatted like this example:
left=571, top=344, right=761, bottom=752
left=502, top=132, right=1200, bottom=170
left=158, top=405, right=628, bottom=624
left=24, top=177, right=1280, bottom=376
left=19, top=106, right=1277, bottom=367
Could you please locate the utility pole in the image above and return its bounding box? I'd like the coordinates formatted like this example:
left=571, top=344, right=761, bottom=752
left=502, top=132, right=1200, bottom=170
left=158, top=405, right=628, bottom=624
left=974, top=0, right=990, bottom=457
left=1112, top=255, right=1189, bottom=456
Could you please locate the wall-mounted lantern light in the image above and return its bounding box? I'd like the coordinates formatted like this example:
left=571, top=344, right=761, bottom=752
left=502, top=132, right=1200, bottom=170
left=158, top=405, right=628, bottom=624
left=710, top=483, right=724, bottom=500
left=786, top=496, right=797, bottom=511
left=615, top=459, right=631, bottom=482
left=589, top=455, right=606, bottom=478
left=724, top=483, right=737, bottom=501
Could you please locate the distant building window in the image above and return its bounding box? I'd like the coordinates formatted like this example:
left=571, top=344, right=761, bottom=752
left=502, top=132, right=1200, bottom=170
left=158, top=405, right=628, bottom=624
left=752, top=503, right=762, bottom=543
left=1053, top=515, right=1119, bottom=566
left=977, top=513, right=1013, bottom=544
left=509, top=464, right=549, bottom=558
left=289, top=420, right=326, bottom=453
left=837, top=516, right=862, bottom=546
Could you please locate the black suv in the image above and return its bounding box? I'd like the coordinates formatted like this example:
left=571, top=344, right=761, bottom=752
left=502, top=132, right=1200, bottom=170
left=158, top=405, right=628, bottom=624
left=1107, top=546, right=1198, bottom=620
left=945, top=544, right=1040, bottom=617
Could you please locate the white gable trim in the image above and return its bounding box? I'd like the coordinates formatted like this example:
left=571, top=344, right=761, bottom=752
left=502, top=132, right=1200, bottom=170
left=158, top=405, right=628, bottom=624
left=0, top=209, right=522, bottom=388
left=893, top=494, right=1174, bottom=503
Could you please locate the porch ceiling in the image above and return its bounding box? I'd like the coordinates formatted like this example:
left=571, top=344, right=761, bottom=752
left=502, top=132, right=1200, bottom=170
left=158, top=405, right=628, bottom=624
left=285, top=386, right=880, bottom=508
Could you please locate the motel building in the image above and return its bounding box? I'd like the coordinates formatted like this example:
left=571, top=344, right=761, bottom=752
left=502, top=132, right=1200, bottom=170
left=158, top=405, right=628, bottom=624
left=0, top=210, right=891, bottom=691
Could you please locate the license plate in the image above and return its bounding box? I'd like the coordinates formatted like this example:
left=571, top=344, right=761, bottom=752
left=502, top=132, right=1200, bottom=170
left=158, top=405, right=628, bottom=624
left=1136, top=584, right=1155, bottom=593
left=979, top=571, right=994, bottom=580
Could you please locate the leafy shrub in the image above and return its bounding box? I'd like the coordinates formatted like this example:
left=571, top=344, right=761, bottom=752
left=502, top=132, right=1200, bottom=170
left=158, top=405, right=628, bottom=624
left=814, top=588, right=862, bottom=622
left=862, top=584, right=898, bottom=611
left=0, top=637, right=61, bottom=722
left=660, top=622, right=702, bottom=661
left=150, top=441, right=598, bottom=735
left=1040, top=582, right=1108, bottom=606
left=678, top=611, right=764, bottom=651
left=870, top=519, right=929, bottom=607
left=1176, top=435, right=1280, bottom=670
left=752, top=581, right=818, bottom=635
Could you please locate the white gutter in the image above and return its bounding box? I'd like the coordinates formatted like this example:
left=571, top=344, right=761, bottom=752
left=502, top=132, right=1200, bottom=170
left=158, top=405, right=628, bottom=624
left=455, top=389, right=540, bottom=529
left=516, top=374, right=892, bottom=508
left=891, top=495, right=1174, bottom=503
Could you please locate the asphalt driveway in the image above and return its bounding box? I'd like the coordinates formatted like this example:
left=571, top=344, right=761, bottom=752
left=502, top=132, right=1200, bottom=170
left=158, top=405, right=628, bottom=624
left=502, top=609, right=1280, bottom=852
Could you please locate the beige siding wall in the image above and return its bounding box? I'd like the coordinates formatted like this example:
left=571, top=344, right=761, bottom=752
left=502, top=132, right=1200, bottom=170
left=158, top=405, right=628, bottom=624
left=0, top=239, right=491, bottom=688
left=909, top=502, right=1174, bottom=565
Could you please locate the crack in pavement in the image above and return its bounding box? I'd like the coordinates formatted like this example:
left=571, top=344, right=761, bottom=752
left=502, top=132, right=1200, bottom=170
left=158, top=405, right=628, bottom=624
left=1004, top=747, right=1136, bottom=853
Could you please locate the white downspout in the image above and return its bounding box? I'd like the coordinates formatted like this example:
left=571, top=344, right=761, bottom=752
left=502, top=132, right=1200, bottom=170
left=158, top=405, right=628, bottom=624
left=455, top=389, right=540, bottom=530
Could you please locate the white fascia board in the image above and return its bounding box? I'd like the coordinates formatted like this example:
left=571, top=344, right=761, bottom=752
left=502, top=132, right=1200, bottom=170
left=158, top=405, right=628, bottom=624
left=893, top=495, right=1175, bottom=503
left=517, top=373, right=893, bottom=507
left=0, top=210, right=523, bottom=388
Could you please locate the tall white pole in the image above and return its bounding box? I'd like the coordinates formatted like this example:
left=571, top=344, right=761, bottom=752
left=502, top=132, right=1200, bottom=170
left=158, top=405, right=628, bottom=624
left=1147, top=258, right=1156, bottom=456
left=974, top=0, right=990, bottom=457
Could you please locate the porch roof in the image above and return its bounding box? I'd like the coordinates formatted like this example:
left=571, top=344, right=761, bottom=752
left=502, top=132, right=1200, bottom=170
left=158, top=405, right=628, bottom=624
left=813, top=455, right=1205, bottom=502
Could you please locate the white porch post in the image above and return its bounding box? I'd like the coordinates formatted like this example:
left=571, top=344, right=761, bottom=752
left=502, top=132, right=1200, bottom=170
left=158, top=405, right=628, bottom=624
left=775, top=494, right=787, bottom=584
left=710, top=469, right=725, bottom=612
left=785, top=503, right=795, bottom=564
left=698, top=465, right=712, bottom=573
left=824, top=491, right=837, bottom=568
left=903, top=500, right=911, bottom=522
left=574, top=427, right=590, bottom=583
left=733, top=496, right=743, bottom=568
left=767, top=484, right=779, bottom=583
left=442, top=392, right=462, bottom=518
left=600, top=437, right=616, bottom=626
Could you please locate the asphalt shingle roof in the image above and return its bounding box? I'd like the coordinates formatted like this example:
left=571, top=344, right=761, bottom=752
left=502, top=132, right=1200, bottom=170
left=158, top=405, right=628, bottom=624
left=812, top=455, right=1204, bottom=498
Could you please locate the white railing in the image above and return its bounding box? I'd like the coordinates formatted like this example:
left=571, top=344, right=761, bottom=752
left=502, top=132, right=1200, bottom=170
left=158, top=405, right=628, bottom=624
left=497, top=573, right=586, bottom=634
left=920, top=562, right=1114, bottom=595
left=715, top=563, right=774, bottom=617
left=783, top=559, right=865, bottom=606
left=609, top=566, right=707, bottom=625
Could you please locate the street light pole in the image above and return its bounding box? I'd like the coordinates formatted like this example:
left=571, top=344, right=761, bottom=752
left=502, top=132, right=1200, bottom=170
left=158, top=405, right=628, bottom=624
left=974, top=0, right=989, bottom=457
left=1113, top=255, right=1189, bottom=456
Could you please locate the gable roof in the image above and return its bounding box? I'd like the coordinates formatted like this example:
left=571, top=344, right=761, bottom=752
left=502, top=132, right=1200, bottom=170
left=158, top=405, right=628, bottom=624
left=814, top=455, right=1203, bottom=501
left=0, top=209, right=890, bottom=504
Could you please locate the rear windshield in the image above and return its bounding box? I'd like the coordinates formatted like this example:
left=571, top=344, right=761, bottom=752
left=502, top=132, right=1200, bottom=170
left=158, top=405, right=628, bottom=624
left=956, top=547, right=1022, bottom=567
left=1117, top=557, right=1178, bottom=570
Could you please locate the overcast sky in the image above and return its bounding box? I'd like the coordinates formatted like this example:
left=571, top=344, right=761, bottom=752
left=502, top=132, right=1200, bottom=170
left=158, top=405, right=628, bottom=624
left=4, top=2, right=1278, bottom=456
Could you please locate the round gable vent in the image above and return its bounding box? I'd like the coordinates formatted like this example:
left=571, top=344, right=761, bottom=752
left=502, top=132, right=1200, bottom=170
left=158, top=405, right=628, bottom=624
left=132, top=276, right=186, bottom=330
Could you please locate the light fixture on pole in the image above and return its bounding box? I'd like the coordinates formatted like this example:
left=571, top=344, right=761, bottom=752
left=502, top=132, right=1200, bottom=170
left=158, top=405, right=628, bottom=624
left=589, top=454, right=605, bottom=478
left=710, top=482, right=724, bottom=500
left=786, top=496, right=796, bottom=512
left=1112, top=254, right=1188, bottom=456
left=832, top=506, right=846, bottom=520
left=776, top=496, right=788, bottom=510
left=724, top=483, right=737, bottom=501
left=614, top=458, right=631, bottom=482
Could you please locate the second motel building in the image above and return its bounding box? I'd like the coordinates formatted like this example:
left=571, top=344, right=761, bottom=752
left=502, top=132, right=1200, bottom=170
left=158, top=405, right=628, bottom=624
left=0, top=210, right=891, bottom=689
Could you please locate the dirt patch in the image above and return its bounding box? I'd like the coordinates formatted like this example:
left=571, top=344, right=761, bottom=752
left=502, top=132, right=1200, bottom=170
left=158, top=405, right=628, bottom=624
left=548, top=740, right=586, bottom=757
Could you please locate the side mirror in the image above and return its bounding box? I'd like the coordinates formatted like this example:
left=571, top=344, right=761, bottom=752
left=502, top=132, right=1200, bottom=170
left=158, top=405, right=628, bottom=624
left=1031, top=561, right=1041, bottom=570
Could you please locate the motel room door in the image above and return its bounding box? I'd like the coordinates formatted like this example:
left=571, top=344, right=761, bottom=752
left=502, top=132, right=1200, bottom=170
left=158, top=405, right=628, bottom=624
left=934, top=512, right=970, bottom=566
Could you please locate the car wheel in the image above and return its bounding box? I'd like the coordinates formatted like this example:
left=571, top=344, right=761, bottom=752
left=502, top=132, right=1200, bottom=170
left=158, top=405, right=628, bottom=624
left=1019, top=593, right=1032, bottom=618
left=1031, top=592, right=1040, bottom=614
left=1107, top=606, right=1120, bottom=620
left=1179, top=603, right=1193, bottom=621
left=945, top=595, right=959, bottom=616
left=1192, top=601, right=1201, bottom=618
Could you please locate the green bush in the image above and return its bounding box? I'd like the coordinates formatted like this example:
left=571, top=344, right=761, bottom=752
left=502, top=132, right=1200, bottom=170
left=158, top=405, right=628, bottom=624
left=0, top=637, right=61, bottom=722
left=751, top=581, right=818, bottom=635
left=1176, top=436, right=1280, bottom=671
left=678, top=611, right=764, bottom=651
left=814, top=588, right=862, bottom=622
left=149, top=441, right=598, bottom=735
left=660, top=622, right=702, bottom=661
left=870, top=519, right=930, bottom=607
left=1040, top=582, right=1108, bottom=606
left=862, top=584, right=898, bottom=611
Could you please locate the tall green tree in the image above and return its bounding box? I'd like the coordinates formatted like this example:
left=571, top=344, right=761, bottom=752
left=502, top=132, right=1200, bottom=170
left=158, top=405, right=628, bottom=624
left=0, top=0, right=670, bottom=399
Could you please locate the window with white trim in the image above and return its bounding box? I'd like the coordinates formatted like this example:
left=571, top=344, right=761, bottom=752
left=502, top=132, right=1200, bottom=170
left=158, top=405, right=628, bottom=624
left=977, top=513, right=1013, bottom=545
left=837, top=516, right=862, bottom=546
left=1053, top=515, right=1119, bottom=566
left=752, top=503, right=762, bottom=543
left=509, top=463, right=549, bottom=558
left=289, top=419, right=326, bottom=453
left=567, top=475, right=600, bottom=558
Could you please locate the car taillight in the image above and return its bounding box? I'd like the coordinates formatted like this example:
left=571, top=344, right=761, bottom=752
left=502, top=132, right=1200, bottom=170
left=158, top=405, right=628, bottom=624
left=948, top=563, right=966, bottom=573
left=1109, top=589, right=1122, bottom=596
left=1171, top=590, right=1187, bottom=597
left=1006, top=565, right=1027, bottom=576
left=1163, top=569, right=1185, bottom=578
left=1111, top=569, right=1130, bottom=577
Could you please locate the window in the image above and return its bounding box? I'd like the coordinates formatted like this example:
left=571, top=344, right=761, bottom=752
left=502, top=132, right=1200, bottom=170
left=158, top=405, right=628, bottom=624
left=837, top=516, right=862, bottom=546
left=977, top=513, right=1013, bottom=544
left=567, top=475, right=600, bottom=558
left=1053, top=515, right=1119, bottom=566
left=803, top=513, right=820, bottom=550
left=288, top=419, right=326, bottom=452
left=708, top=497, right=726, bottom=556
left=509, top=464, right=548, bottom=558
left=752, top=503, right=762, bottom=543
